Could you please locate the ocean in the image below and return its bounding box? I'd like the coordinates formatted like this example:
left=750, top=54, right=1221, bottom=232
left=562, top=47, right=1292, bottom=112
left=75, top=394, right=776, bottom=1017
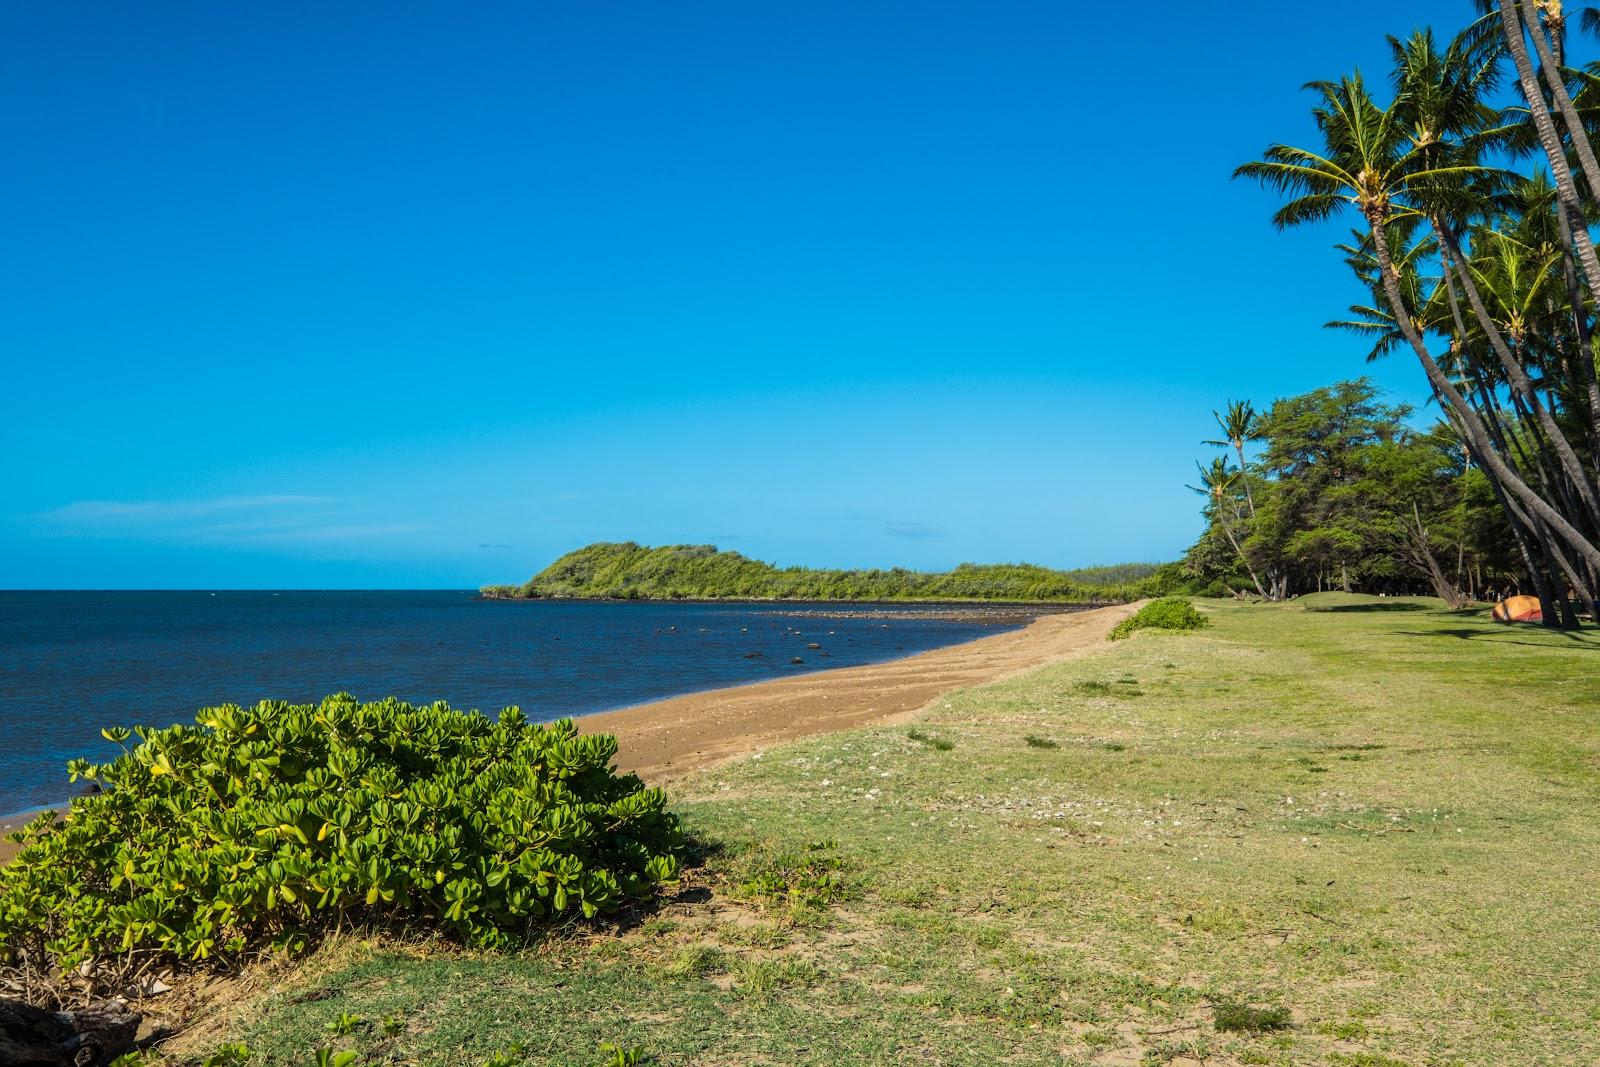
left=0, top=590, right=1048, bottom=816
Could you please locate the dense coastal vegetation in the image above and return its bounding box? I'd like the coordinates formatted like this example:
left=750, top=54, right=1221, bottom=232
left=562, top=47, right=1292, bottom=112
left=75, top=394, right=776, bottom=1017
left=484, top=542, right=1177, bottom=603
left=1178, top=378, right=1521, bottom=606
left=1227, top=7, right=1600, bottom=628
left=0, top=698, right=682, bottom=997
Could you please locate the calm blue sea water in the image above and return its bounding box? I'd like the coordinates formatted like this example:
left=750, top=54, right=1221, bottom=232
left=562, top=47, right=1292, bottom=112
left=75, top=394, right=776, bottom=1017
left=0, top=591, right=1048, bottom=816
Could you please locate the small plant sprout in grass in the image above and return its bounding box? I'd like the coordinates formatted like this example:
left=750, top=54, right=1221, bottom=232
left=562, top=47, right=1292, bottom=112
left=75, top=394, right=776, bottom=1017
left=324, top=1012, right=363, bottom=1037
left=314, top=1051, right=358, bottom=1067
left=734, top=840, right=853, bottom=914
left=1108, top=597, right=1208, bottom=640
left=731, top=957, right=822, bottom=1002
left=1024, top=735, right=1059, bottom=749
left=380, top=1015, right=406, bottom=1037
left=907, top=728, right=955, bottom=751
left=1212, top=1000, right=1293, bottom=1034
left=664, top=943, right=727, bottom=978
left=599, top=1043, right=652, bottom=1066
left=199, top=1045, right=251, bottom=1067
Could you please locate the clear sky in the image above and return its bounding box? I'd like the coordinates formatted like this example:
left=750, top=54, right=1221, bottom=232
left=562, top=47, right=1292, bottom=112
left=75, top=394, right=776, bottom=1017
left=2, top=1, right=1478, bottom=588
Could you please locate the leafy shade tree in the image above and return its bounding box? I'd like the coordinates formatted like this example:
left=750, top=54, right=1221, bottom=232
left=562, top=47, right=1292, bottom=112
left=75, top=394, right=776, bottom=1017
left=1183, top=379, right=1519, bottom=603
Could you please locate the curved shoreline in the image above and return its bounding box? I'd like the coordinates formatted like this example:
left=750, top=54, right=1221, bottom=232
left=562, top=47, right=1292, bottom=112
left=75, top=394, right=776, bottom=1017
left=582, top=600, right=1139, bottom=783
left=0, top=603, right=1136, bottom=864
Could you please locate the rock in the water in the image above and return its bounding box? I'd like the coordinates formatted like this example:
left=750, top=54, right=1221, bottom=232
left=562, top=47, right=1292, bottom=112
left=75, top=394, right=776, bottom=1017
left=790, top=656, right=804, bottom=664
left=0, top=997, right=141, bottom=1067
left=807, top=642, right=821, bottom=650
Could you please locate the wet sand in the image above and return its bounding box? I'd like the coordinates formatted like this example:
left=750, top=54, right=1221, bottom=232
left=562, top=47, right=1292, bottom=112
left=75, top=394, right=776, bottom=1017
left=0, top=602, right=1137, bottom=864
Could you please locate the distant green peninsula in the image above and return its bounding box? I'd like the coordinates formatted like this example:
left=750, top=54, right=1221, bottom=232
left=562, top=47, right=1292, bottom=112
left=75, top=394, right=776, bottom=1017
left=482, top=542, right=1177, bottom=603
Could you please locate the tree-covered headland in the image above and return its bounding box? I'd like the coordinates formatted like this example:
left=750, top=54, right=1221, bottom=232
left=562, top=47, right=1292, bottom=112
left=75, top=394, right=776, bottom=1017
left=484, top=542, right=1177, bottom=603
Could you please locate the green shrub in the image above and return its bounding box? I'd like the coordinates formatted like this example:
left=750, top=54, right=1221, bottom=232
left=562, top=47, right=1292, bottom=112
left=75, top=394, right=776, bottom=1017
left=1213, top=999, right=1292, bottom=1033
left=1108, top=597, right=1208, bottom=640
left=907, top=728, right=955, bottom=751
left=0, top=695, right=683, bottom=982
left=732, top=840, right=853, bottom=912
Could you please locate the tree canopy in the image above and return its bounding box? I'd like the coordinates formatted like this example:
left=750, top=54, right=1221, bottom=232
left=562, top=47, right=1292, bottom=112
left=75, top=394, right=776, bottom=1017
left=1235, top=3, right=1600, bottom=627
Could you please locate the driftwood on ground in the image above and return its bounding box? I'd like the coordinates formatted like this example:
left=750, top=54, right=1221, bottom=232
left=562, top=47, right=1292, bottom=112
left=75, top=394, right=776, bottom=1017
left=0, top=996, right=140, bottom=1067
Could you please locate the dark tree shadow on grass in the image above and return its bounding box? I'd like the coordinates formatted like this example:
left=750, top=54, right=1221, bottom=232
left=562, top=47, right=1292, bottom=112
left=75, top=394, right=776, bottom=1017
left=1394, top=627, right=1600, bottom=647
left=1310, top=602, right=1432, bottom=613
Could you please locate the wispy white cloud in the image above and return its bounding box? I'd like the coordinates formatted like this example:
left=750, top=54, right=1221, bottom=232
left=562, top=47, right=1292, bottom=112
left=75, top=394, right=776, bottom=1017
left=41, top=495, right=332, bottom=524
left=33, top=495, right=421, bottom=548
left=885, top=520, right=943, bottom=540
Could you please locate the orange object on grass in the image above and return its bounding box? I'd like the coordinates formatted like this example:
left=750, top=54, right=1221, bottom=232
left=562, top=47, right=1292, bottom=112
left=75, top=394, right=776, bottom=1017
left=1491, top=594, right=1543, bottom=623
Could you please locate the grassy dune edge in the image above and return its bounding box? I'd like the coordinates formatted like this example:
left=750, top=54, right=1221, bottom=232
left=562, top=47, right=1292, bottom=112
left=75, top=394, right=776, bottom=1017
left=171, top=599, right=1599, bottom=1065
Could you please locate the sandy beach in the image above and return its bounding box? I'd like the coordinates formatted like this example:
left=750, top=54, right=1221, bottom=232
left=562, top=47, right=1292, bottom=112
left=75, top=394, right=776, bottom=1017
left=590, top=600, right=1138, bottom=781
left=0, top=602, right=1136, bottom=865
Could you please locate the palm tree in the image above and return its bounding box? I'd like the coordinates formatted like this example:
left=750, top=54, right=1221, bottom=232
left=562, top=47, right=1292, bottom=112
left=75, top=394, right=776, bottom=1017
left=1325, top=224, right=1448, bottom=363
left=1205, top=401, right=1262, bottom=516
left=1390, top=25, right=1600, bottom=536
left=1186, top=457, right=1270, bottom=599
left=1235, top=73, right=1600, bottom=577
left=1492, top=0, right=1600, bottom=308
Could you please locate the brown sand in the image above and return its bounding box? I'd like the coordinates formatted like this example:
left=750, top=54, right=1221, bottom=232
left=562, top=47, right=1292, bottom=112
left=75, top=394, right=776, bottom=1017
left=0, top=602, right=1136, bottom=865
left=592, top=600, right=1139, bottom=782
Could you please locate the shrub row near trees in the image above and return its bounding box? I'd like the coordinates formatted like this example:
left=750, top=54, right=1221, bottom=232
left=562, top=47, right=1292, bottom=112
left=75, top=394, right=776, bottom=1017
left=0, top=695, right=683, bottom=987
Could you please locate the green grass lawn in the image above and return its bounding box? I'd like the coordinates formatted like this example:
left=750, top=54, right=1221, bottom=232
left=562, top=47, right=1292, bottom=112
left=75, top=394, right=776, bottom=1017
left=180, top=600, right=1600, bottom=1066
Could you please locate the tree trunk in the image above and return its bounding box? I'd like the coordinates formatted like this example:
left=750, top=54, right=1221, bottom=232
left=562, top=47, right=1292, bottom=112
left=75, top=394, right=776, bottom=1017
left=1433, top=221, right=1600, bottom=532
left=1366, top=218, right=1600, bottom=575
left=1498, top=0, right=1600, bottom=313
left=1549, top=209, right=1600, bottom=466
left=1523, top=0, right=1600, bottom=216
left=0, top=998, right=140, bottom=1067
left=1234, top=442, right=1257, bottom=517
left=1405, top=502, right=1468, bottom=608
left=1216, top=511, right=1269, bottom=600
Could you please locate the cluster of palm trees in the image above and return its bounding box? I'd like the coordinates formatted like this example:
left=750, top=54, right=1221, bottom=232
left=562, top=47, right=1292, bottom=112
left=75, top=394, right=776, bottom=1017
left=1235, top=0, right=1600, bottom=628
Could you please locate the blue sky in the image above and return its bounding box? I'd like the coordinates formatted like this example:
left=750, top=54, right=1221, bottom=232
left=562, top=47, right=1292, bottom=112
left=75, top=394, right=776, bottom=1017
left=2, top=1, right=1477, bottom=588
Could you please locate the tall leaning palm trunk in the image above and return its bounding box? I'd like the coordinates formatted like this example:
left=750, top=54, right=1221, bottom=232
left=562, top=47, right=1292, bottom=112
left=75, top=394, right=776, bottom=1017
left=1430, top=220, right=1600, bottom=530
left=1514, top=0, right=1600, bottom=468
left=1496, top=0, right=1600, bottom=311
left=1365, top=217, right=1600, bottom=575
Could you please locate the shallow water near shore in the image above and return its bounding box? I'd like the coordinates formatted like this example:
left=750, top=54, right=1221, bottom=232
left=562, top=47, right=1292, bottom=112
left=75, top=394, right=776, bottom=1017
left=0, top=590, right=1073, bottom=816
